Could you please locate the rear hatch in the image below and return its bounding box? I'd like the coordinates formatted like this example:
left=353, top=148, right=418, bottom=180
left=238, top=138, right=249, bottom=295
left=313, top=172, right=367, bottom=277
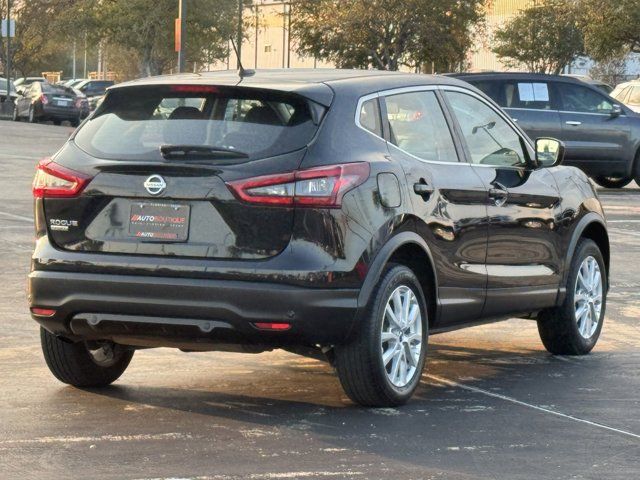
left=39, top=84, right=327, bottom=260
left=43, top=83, right=77, bottom=109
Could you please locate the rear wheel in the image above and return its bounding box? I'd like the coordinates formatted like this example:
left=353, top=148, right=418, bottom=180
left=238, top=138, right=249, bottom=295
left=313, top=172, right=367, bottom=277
left=53, top=119, right=62, bottom=126
left=28, top=106, right=37, bottom=123
left=537, top=239, right=606, bottom=355
left=335, top=265, right=428, bottom=407
left=70, top=117, right=80, bottom=128
left=40, top=327, right=134, bottom=387
left=592, top=176, right=632, bottom=189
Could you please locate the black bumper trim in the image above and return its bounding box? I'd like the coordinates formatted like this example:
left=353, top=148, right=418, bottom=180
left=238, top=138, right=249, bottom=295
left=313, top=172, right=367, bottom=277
left=28, top=270, right=360, bottom=347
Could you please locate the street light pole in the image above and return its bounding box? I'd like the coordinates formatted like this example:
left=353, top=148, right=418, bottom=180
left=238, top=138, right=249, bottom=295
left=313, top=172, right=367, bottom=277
left=177, top=0, right=186, bottom=73
left=6, top=0, right=12, bottom=102
left=236, top=0, right=242, bottom=69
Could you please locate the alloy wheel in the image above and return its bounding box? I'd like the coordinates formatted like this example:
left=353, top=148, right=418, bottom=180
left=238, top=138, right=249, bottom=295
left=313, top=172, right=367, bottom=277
left=574, top=256, right=603, bottom=339
left=381, top=285, right=423, bottom=388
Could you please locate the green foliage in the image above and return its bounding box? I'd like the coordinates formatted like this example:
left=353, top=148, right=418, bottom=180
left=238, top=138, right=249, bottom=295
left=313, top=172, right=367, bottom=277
left=492, top=0, right=584, bottom=75
left=581, top=0, right=640, bottom=61
left=290, top=0, right=486, bottom=71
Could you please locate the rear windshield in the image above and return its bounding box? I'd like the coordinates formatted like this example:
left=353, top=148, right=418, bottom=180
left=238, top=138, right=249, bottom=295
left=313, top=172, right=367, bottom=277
left=74, top=85, right=320, bottom=161
left=42, top=83, right=75, bottom=95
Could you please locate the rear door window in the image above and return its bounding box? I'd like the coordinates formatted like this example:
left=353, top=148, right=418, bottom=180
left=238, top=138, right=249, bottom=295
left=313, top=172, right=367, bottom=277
left=73, top=86, right=321, bottom=161
left=504, top=81, right=554, bottom=110
left=383, top=90, right=458, bottom=163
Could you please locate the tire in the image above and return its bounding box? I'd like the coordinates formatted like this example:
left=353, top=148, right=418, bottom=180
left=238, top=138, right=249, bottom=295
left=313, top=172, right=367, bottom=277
left=537, top=239, right=606, bottom=355
left=335, top=264, right=428, bottom=407
left=70, top=117, right=80, bottom=128
left=28, top=106, right=37, bottom=123
left=40, top=327, right=134, bottom=387
left=592, top=176, right=632, bottom=189
left=53, top=119, right=62, bottom=126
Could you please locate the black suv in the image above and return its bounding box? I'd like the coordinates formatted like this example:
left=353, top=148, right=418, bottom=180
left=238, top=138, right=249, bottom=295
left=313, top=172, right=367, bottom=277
left=29, top=70, right=610, bottom=407
left=453, top=72, right=640, bottom=189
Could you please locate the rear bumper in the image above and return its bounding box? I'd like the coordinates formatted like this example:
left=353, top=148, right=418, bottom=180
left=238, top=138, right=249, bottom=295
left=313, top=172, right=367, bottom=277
left=28, top=270, right=360, bottom=348
left=41, top=105, right=81, bottom=119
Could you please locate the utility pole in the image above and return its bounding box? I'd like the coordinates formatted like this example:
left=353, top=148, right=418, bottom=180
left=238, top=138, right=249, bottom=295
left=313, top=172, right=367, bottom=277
left=83, top=32, right=87, bottom=78
left=236, top=0, right=243, bottom=69
left=177, top=0, right=186, bottom=73
left=286, top=2, right=291, bottom=69
left=72, top=40, right=77, bottom=79
left=6, top=0, right=12, bottom=103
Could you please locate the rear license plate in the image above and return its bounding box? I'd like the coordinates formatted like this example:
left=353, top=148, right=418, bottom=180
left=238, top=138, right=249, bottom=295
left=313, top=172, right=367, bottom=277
left=56, top=100, right=70, bottom=107
left=128, top=202, right=190, bottom=242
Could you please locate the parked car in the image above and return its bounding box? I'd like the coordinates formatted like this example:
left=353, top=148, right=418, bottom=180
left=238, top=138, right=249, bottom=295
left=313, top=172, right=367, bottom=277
left=562, top=74, right=614, bottom=94
left=453, top=72, right=640, bottom=188
left=14, top=76, right=46, bottom=94
left=74, top=79, right=114, bottom=111
left=13, top=81, right=83, bottom=126
left=62, top=78, right=88, bottom=89
left=30, top=70, right=610, bottom=407
left=611, top=79, right=640, bottom=114
left=0, top=77, right=17, bottom=102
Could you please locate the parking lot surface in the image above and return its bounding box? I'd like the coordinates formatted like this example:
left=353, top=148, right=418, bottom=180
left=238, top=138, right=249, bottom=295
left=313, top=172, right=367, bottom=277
left=1, top=121, right=639, bottom=479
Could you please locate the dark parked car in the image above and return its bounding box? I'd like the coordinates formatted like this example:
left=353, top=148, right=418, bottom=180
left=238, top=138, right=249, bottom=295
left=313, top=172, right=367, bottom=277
left=0, top=76, right=17, bottom=103
left=74, top=79, right=115, bottom=111
left=453, top=72, right=640, bottom=188
left=13, top=81, right=83, bottom=126
left=30, top=70, right=610, bottom=406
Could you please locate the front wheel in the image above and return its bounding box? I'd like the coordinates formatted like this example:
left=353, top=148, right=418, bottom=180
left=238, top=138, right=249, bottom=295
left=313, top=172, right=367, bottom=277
left=335, top=265, right=428, bottom=407
left=40, top=327, right=134, bottom=387
left=592, top=176, right=632, bottom=189
left=537, top=239, right=606, bottom=355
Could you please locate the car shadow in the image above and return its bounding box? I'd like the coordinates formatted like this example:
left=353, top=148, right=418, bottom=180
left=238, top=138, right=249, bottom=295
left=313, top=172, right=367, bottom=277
left=70, top=340, right=616, bottom=471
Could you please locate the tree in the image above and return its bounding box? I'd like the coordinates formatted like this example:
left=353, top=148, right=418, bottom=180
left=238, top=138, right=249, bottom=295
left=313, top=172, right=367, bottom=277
left=290, top=0, right=486, bottom=72
left=492, top=0, right=584, bottom=74
left=95, top=0, right=240, bottom=77
left=580, top=0, right=640, bottom=61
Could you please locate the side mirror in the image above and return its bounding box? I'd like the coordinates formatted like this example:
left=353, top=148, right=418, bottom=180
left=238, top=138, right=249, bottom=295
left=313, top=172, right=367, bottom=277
left=610, top=104, right=623, bottom=118
left=535, top=137, right=564, bottom=168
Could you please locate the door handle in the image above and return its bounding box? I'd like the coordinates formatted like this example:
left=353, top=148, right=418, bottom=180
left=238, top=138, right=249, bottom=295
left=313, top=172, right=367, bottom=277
left=488, top=183, right=508, bottom=207
left=413, top=181, right=434, bottom=198
left=565, top=121, right=582, bottom=126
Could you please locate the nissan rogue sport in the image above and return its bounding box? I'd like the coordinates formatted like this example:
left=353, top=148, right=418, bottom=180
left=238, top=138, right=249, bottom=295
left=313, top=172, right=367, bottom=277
left=29, top=70, right=610, bottom=407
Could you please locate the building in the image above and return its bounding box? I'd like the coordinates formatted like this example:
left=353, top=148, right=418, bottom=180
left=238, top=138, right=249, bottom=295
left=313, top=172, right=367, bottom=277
left=210, top=0, right=639, bottom=81
left=208, top=0, right=535, bottom=72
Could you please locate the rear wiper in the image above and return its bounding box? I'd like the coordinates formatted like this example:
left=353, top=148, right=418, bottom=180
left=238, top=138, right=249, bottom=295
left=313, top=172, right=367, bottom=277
left=160, top=145, right=249, bottom=160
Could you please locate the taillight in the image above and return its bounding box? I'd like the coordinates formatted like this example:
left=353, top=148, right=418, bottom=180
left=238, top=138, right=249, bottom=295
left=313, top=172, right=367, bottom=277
left=39, top=94, right=49, bottom=105
left=227, top=162, right=370, bottom=208
left=32, top=158, right=91, bottom=198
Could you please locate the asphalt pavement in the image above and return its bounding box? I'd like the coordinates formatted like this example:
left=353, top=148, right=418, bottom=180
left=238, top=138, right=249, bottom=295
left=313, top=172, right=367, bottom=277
left=0, top=121, right=639, bottom=479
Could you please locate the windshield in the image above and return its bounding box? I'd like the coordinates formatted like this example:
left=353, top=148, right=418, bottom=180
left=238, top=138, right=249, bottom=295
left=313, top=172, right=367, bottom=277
left=74, top=85, right=321, bottom=161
